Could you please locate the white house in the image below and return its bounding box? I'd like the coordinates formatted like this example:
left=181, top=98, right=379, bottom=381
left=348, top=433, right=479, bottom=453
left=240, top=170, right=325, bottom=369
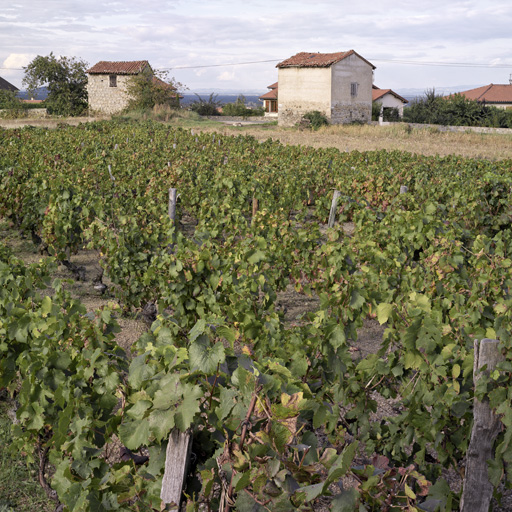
left=276, top=50, right=375, bottom=126
left=372, top=86, right=408, bottom=118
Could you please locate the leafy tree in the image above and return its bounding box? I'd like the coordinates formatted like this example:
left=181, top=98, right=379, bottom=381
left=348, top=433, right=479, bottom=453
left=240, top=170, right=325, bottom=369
left=22, top=53, right=88, bottom=116
left=125, top=68, right=184, bottom=111
left=222, top=94, right=264, bottom=117
left=404, top=89, right=512, bottom=128
left=189, top=93, right=222, bottom=116
left=0, top=90, right=27, bottom=119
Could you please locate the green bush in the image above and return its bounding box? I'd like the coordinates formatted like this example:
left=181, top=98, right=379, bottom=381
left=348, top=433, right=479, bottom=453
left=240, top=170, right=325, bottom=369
left=189, top=93, right=222, bottom=116
left=302, top=110, right=329, bottom=130
left=404, top=89, right=512, bottom=128
left=222, top=95, right=264, bottom=117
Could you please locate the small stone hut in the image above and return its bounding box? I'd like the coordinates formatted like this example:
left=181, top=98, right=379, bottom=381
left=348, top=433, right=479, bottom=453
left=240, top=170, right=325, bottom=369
left=86, top=60, right=151, bottom=114
left=276, top=50, right=375, bottom=126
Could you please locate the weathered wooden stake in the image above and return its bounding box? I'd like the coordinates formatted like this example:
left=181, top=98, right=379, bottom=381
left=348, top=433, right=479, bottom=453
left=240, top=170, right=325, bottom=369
left=168, top=188, right=177, bottom=223
left=160, top=429, right=192, bottom=509
left=400, top=185, right=408, bottom=194
left=327, top=190, right=341, bottom=228
left=252, top=196, right=259, bottom=220
left=460, top=339, right=504, bottom=512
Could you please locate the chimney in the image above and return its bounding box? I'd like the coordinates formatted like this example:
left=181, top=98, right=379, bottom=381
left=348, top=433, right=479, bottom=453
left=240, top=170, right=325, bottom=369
left=510, top=73, right=512, bottom=85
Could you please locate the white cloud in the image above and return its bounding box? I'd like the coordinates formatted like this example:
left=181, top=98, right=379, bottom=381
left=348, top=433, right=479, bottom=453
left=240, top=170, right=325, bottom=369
left=218, top=71, right=236, bottom=81
left=3, top=53, right=35, bottom=69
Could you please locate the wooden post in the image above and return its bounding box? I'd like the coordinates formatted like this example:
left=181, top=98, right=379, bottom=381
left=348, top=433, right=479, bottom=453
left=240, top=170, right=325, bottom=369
left=160, top=429, right=192, bottom=509
left=168, top=188, right=177, bottom=224
left=400, top=185, right=408, bottom=194
left=460, top=339, right=504, bottom=512
left=328, top=190, right=341, bottom=228
left=252, top=196, right=259, bottom=219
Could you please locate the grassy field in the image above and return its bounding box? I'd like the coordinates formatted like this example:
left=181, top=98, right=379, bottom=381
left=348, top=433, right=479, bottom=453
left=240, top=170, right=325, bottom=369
left=200, top=121, right=512, bottom=161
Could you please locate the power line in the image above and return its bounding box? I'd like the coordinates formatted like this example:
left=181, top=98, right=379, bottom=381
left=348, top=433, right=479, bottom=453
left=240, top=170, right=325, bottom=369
left=1, top=57, right=511, bottom=73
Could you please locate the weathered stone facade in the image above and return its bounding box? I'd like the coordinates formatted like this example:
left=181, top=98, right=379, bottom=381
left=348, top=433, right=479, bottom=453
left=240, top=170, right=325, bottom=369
left=277, top=51, right=374, bottom=127
left=87, top=74, right=133, bottom=115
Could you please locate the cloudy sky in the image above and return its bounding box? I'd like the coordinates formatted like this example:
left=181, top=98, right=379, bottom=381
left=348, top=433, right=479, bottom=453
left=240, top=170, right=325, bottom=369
left=1, top=0, right=511, bottom=94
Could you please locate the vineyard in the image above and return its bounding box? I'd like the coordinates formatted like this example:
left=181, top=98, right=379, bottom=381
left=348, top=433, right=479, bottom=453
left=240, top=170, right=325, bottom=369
left=1, top=120, right=511, bottom=511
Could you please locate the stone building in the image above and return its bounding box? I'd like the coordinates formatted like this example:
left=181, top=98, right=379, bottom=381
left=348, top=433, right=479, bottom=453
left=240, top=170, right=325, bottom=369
left=276, top=50, right=375, bottom=126
left=86, top=60, right=151, bottom=114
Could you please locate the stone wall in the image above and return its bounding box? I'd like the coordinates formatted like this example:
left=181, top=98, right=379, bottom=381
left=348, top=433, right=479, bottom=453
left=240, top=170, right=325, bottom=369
left=331, top=103, right=371, bottom=124
left=87, top=74, right=133, bottom=114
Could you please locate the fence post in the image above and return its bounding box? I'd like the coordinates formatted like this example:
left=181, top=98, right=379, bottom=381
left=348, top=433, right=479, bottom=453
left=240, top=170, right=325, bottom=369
left=460, top=338, right=504, bottom=512
left=160, top=429, right=193, bottom=509
left=328, top=190, right=341, bottom=228
left=400, top=185, right=408, bottom=194
left=168, top=188, right=177, bottom=223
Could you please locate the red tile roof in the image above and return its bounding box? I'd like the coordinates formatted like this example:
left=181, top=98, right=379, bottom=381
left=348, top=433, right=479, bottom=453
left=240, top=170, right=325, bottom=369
left=451, top=84, right=512, bottom=104
left=267, top=82, right=278, bottom=89
left=372, top=86, right=408, bottom=104
left=87, top=61, right=151, bottom=75
left=277, top=50, right=375, bottom=69
left=259, top=88, right=277, bottom=100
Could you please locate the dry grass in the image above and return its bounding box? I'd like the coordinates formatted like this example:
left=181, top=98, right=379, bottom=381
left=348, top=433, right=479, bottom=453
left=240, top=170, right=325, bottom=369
left=197, top=122, right=512, bottom=161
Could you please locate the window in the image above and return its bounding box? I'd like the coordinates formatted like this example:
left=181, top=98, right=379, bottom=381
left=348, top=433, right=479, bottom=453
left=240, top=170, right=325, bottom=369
left=351, top=82, right=358, bottom=97
left=109, top=75, right=117, bottom=88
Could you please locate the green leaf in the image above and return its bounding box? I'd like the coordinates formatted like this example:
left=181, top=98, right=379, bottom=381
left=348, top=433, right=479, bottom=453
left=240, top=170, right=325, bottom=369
left=327, top=442, right=358, bottom=484
left=377, top=303, right=393, bottom=325
left=189, top=336, right=225, bottom=374
left=189, top=318, right=206, bottom=342
left=331, top=488, right=359, bottom=512
left=216, top=325, right=236, bottom=346
left=119, top=418, right=150, bottom=450
left=175, top=385, right=203, bottom=431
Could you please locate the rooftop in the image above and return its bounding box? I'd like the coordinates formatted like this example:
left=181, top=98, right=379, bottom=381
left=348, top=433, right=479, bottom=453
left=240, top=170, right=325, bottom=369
left=87, top=61, right=151, bottom=75
left=277, top=50, right=375, bottom=69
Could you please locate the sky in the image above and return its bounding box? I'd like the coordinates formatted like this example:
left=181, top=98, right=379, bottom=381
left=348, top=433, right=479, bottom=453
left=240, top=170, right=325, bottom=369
left=1, top=0, right=511, bottom=95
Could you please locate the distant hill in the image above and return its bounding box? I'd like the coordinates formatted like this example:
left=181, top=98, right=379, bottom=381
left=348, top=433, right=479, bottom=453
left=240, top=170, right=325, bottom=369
left=181, top=93, right=262, bottom=107
left=17, top=87, right=49, bottom=100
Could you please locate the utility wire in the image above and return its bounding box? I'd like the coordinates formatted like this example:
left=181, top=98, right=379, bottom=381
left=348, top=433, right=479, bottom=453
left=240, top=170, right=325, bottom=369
left=1, top=57, right=511, bottom=72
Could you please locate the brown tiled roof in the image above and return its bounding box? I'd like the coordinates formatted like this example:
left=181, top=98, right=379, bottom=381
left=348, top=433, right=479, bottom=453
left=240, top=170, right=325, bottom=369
left=0, top=76, right=19, bottom=92
left=87, top=61, right=151, bottom=75
left=259, top=88, right=277, bottom=100
left=267, top=82, right=278, bottom=89
left=452, top=84, right=512, bottom=103
left=277, top=50, right=375, bottom=69
left=372, top=86, right=408, bottom=104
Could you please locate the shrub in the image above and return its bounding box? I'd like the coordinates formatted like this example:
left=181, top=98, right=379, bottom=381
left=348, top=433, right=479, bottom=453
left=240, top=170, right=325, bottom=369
left=302, top=111, right=329, bottom=130
left=189, top=93, right=222, bottom=116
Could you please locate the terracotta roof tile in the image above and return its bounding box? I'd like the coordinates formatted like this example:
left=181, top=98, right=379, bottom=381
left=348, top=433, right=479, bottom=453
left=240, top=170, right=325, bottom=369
left=452, top=84, right=512, bottom=103
left=372, top=87, right=408, bottom=103
left=277, top=50, right=375, bottom=69
left=259, top=89, right=277, bottom=100
left=267, top=82, right=278, bottom=89
left=87, top=61, right=151, bottom=75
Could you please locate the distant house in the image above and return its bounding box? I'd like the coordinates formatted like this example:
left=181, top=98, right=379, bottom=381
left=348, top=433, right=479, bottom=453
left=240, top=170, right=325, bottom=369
left=259, top=82, right=278, bottom=116
left=448, top=81, right=512, bottom=109
left=276, top=50, right=375, bottom=126
left=0, top=76, right=19, bottom=93
left=87, top=60, right=179, bottom=114
left=372, top=85, right=408, bottom=118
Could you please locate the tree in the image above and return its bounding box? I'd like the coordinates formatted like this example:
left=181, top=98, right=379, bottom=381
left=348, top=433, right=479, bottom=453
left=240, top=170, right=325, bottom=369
left=125, top=68, right=184, bottom=111
left=189, top=93, right=222, bottom=116
left=0, top=90, right=27, bottom=118
left=22, top=53, right=88, bottom=116
left=222, top=95, right=264, bottom=117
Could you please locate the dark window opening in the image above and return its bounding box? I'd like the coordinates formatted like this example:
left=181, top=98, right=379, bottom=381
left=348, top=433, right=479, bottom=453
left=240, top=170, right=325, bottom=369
left=109, top=75, right=117, bottom=87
